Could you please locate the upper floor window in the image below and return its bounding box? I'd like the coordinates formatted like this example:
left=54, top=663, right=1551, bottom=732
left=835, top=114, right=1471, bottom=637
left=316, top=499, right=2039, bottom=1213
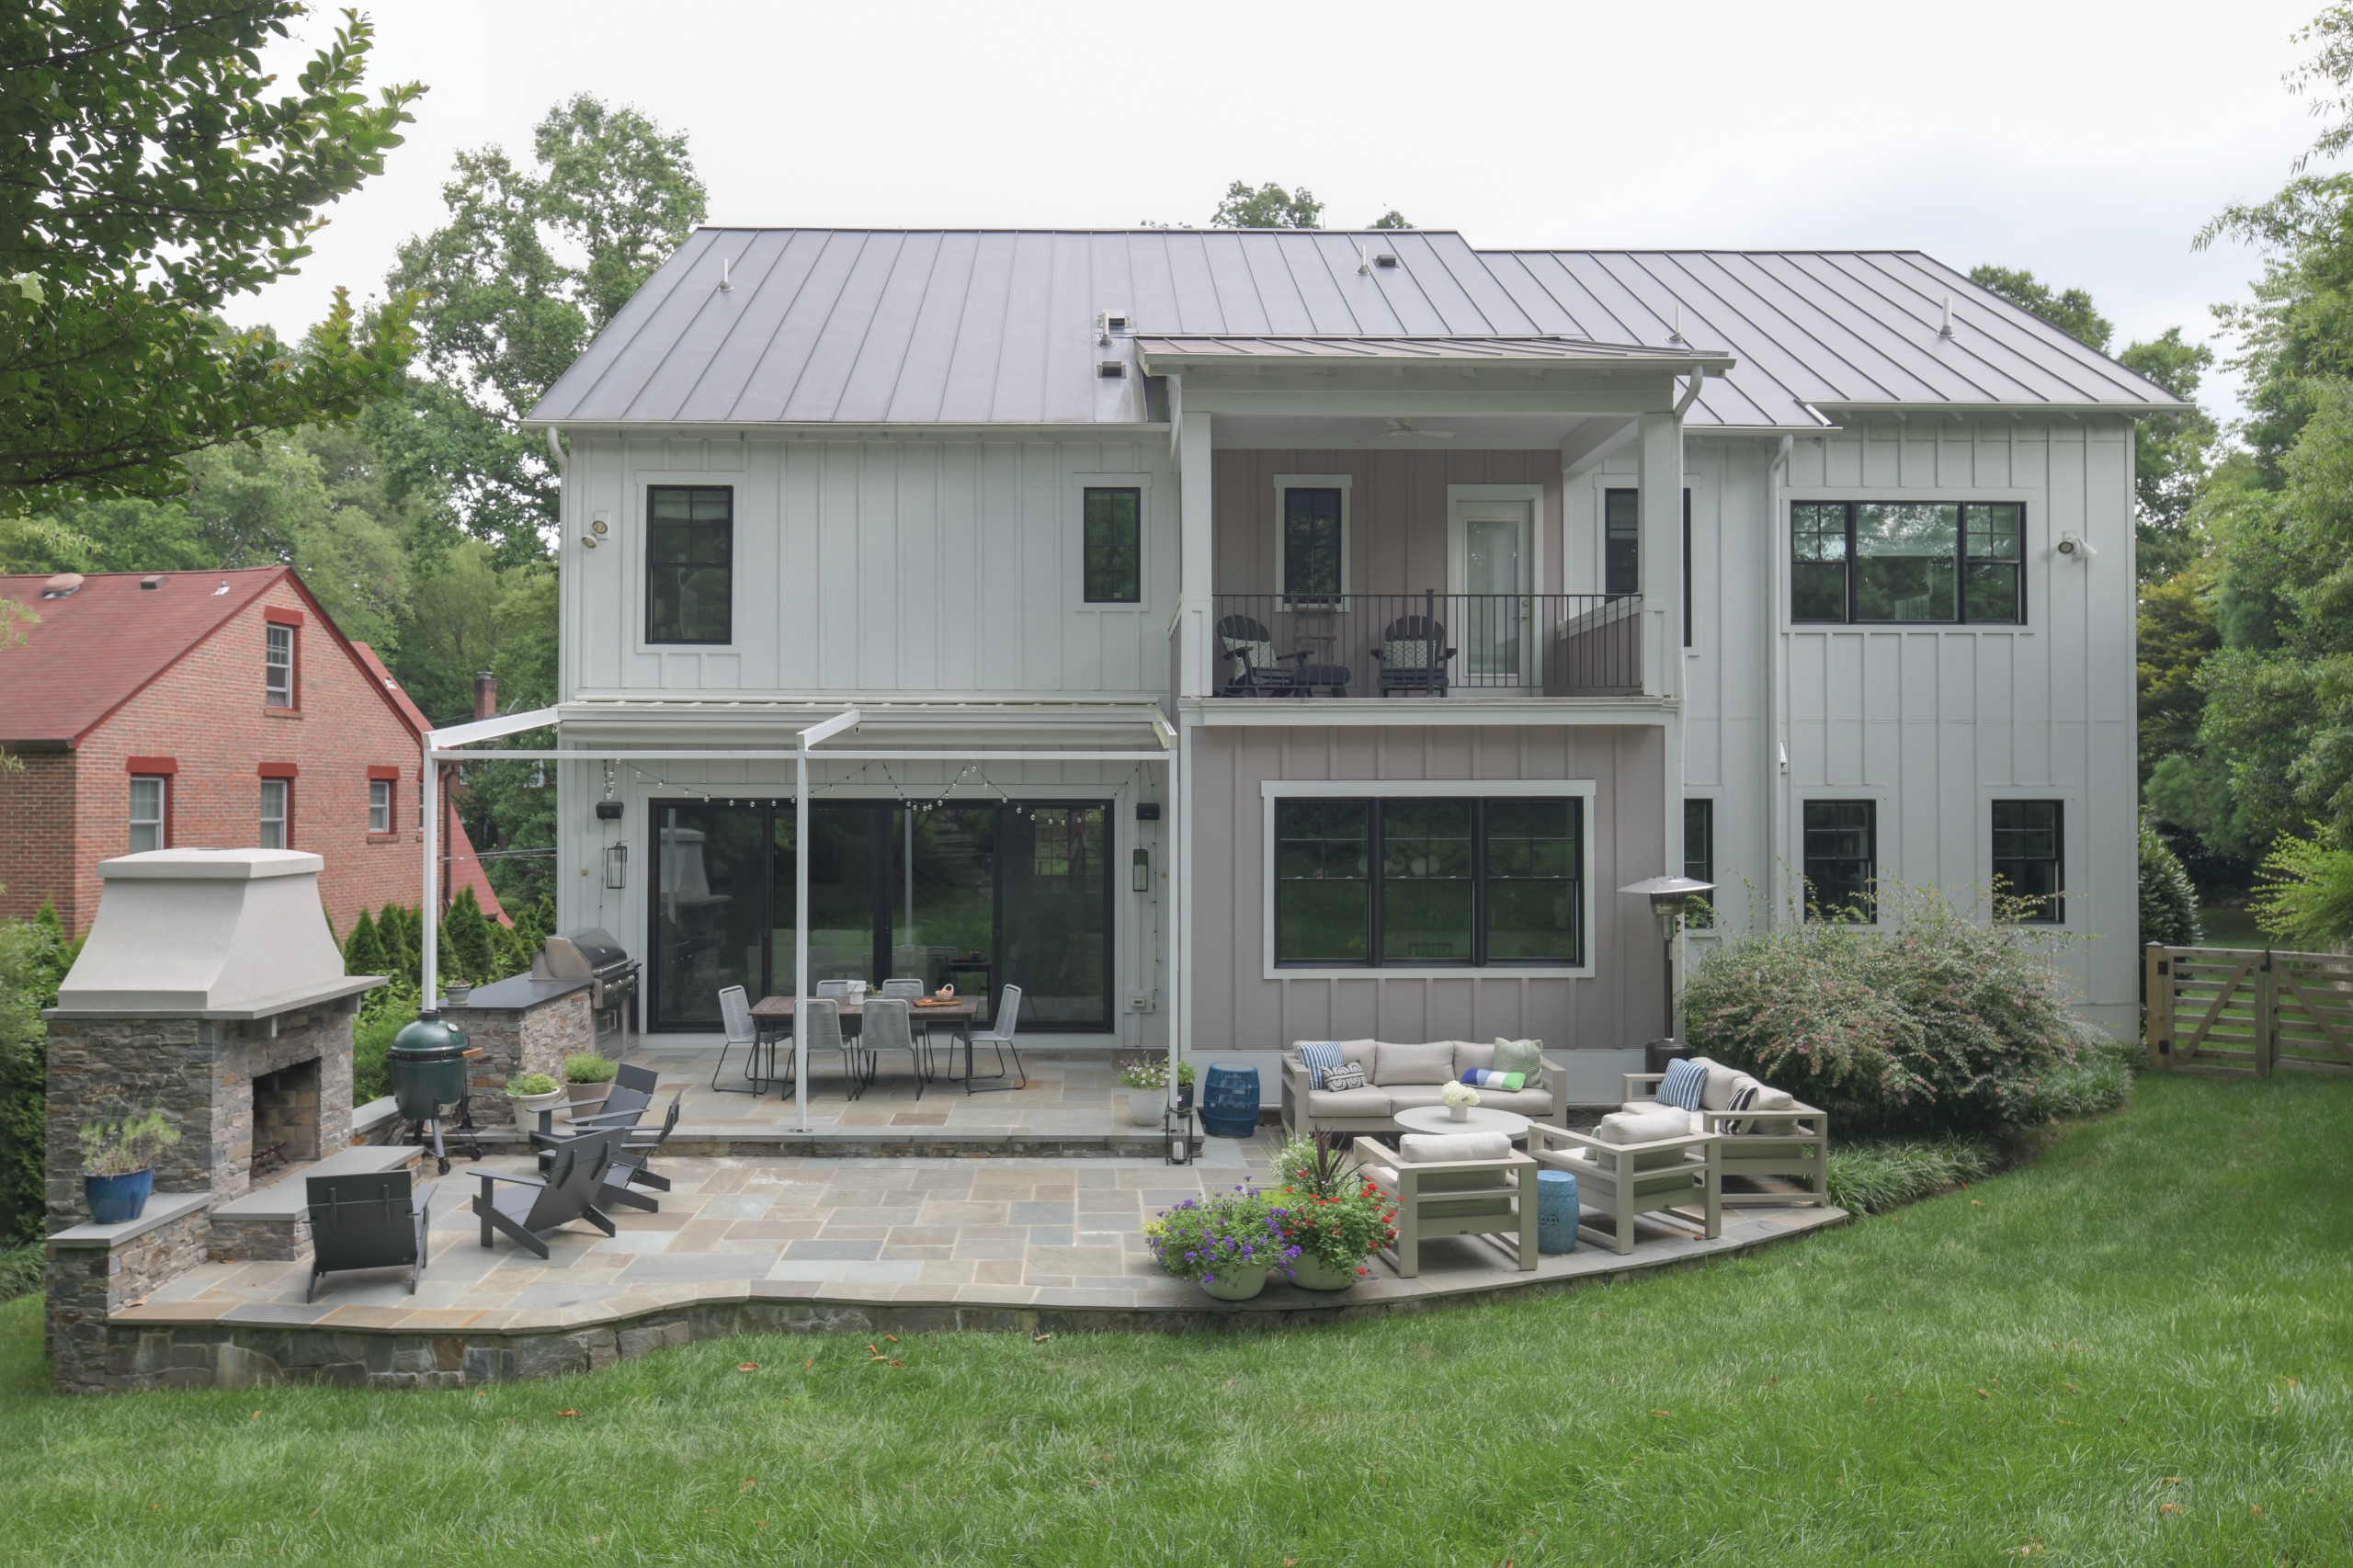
left=369, top=778, right=392, bottom=835
left=1803, top=799, right=1876, bottom=922
left=265, top=623, right=295, bottom=707
left=1684, top=797, right=1715, bottom=928
left=130, top=776, right=166, bottom=853
left=1791, top=502, right=2024, bottom=624
left=1280, top=485, right=1344, bottom=601
left=1603, top=488, right=1640, bottom=597
left=1082, top=487, right=1142, bottom=603
left=1992, top=800, right=2063, bottom=923
left=260, top=778, right=290, bottom=849
left=647, top=485, right=733, bottom=644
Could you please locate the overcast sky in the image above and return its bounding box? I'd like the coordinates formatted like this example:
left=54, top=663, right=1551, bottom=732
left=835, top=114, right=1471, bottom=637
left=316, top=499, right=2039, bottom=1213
left=250, top=0, right=2333, bottom=425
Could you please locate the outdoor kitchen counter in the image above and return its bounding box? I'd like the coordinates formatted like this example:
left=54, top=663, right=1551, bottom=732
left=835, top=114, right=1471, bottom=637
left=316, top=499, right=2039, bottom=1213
left=439, top=973, right=597, bottom=1092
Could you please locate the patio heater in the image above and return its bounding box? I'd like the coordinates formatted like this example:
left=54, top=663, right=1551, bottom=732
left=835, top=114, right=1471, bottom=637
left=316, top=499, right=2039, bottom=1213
left=1617, top=874, right=1715, bottom=1042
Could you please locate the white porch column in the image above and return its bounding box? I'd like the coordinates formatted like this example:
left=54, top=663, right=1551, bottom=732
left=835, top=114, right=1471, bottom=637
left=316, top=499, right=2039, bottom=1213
left=1640, top=411, right=1688, bottom=1030
left=419, top=737, right=438, bottom=1011
left=793, top=746, right=810, bottom=1132
left=1175, top=404, right=1213, bottom=699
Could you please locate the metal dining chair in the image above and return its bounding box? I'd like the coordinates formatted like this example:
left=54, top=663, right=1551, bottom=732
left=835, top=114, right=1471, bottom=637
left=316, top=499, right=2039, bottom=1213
left=880, top=978, right=926, bottom=996
left=711, top=984, right=763, bottom=1095
left=858, top=997, right=925, bottom=1101
left=795, top=998, right=858, bottom=1099
left=960, top=983, right=1026, bottom=1090
left=815, top=980, right=853, bottom=999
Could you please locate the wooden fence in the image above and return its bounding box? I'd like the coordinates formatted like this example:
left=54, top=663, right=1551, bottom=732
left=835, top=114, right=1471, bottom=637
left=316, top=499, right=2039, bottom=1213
left=2143, top=943, right=2353, bottom=1078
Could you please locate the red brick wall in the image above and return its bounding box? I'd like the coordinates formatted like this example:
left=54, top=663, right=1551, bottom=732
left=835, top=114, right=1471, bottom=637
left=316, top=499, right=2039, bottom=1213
left=62, top=578, right=425, bottom=939
left=0, top=750, right=77, bottom=924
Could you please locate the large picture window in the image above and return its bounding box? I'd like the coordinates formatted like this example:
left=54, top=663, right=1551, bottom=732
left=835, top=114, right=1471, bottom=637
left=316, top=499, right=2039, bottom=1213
left=1274, top=796, right=1581, bottom=968
left=1791, top=502, right=2023, bottom=624
left=1992, top=800, right=2063, bottom=923
left=1082, top=486, right=1142, bottom=603
left=647, top=485, right=733, bottom=644
left=648, top=798, right=1113, bottom=1031
left=1802, top=800, right=1876, bottom=922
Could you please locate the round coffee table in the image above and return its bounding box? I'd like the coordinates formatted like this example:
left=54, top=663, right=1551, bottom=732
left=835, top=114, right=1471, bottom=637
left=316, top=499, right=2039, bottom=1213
left=1395, top=1105, right=1531, bottom=1140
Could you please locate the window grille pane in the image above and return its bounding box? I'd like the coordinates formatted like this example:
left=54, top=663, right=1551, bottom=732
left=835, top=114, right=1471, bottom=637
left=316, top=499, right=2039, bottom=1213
left=1790, top=504, right=1847, bottom=620
left=1380, top=801, right=1473, bottom=962
left=1992, top=800, right=2063, bottom=923
left=1275, top=800, right=1369, bottom=962
left=265, top=624, right=293, bottom=707
left=1684, top=798, right=1715, bottom=928
left=130, top=777, right=164, bottom=853
left=1281, top=488, right=1343, bottom=599
left=1965, top=503, right=2023, bottom=561
left=647, top=485, right=733, bottom=643
left=369, top=778, right=391, bottom=834
left=1853, top=505, right=1957, bottom=621
left=260, top=779, right=288, bottom=850
left=1082, top=487, right=1142, bottom=603
left=1802, top=800, right=1876, bottom=921
left=1483, top=799, right=1580, bottom=961
left=1604, top=489, right=1641, bottom=597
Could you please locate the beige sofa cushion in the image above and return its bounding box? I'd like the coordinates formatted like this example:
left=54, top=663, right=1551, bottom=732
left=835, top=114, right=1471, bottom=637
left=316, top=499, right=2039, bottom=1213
left=1290, top=1040, right=1380, bottom=1079
left=1306, top=1086, right=1394, bottom=1119
left=1383, top=1085, right=1449, bottom=1112
left=1375, top=1042, right=1456, bottom=1086
left=1451, top=1040, right=1496, bottom=1074
left=1470, top=1087, right=1555, bottom=1117
left=1400, top=1130, right=1513, bottom=1163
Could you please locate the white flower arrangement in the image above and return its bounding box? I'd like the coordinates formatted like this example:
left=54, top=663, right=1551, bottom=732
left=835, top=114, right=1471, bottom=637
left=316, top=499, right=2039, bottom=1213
left=1441, top=1081, right=1480, bottom=1109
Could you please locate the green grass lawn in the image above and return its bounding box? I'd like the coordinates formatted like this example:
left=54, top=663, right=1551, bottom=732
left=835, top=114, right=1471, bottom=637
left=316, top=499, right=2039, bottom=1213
left=2, top=1073, right=2348, bottom=1566
left=2195, top=903, right=2269, bottom=949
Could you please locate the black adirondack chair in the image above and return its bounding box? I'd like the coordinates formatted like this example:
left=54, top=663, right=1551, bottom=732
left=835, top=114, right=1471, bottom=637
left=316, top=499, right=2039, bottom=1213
left=551, top=1090, right=683, bottom=1215
left=532, top=1061, right=658, bottom=1146
left=305, top=1170, right=436, bottom=1303
left=474, top=1127, right=622, bottom=1257
left=1216, top=614, right=1309, bottom=696
left=1370, top=614, right=1455, bottom=696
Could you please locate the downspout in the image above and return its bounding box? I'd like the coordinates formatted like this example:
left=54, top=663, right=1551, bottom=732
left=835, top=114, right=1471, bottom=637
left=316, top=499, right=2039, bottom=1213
left=1766, top=433, right=1792, bottom=928
left=1672, top=366, right=1707, bottom=420
left=545, top=426, right=567, bottom=474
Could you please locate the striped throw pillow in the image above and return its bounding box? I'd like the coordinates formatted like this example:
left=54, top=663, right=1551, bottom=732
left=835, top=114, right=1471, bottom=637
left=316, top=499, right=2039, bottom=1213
left=1655, top=1057, right=1709, bottom=1111
left=1299, top=1041, right=1347, bottom=1090
left=1721, top=1082, right=1757, bottom=1135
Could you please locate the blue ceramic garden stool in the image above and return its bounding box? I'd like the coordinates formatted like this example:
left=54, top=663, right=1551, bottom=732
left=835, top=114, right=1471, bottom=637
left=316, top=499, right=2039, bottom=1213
left=1536, top=1168, right=1579, bottom=1254
left=1199, top=1062, right=1260, bottom=1139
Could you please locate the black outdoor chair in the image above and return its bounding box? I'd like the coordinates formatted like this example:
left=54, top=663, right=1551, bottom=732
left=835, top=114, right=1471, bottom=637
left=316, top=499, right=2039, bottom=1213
left=474, top=1127, right=623, bottom=1258
left=1216, top=614, right=1309, bottom=696
left=533, top=1061, right=657, bottom=1146
left=599, top=1091, right=684, bottom=1213
left=1370, top=615, right=1455, bottom=696
left=305, top=1170, right=436, bottom=1303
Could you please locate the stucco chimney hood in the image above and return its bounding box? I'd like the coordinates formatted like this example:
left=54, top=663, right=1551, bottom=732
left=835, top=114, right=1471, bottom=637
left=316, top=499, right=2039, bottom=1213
left=50, top=849, right=381, bottom=1019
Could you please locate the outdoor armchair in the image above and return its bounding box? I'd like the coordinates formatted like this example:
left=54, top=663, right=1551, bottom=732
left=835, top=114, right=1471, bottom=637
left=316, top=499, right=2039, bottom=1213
left=304, top=1170, right=436, bottom=1303
left=1527, top=1114, right=1722, bottom=1256
left=1217, top=614, right=1309, bottom=696
left=1370, top=614, right=1455, bottom=697
left=1621, top=1062, right=1830, bottom=1208
left=535, top=1061, right=657, bottom=1143
left=1351, top=1131, right=1539, bottom=1278
left=475, top=1127, right=623, bottom=1258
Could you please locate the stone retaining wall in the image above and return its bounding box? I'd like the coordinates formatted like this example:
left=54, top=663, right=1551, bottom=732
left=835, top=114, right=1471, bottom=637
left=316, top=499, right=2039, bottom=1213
left=206, top=1210, right=310, bottom=1264
left=48, top=1201, right=211, bottom=1396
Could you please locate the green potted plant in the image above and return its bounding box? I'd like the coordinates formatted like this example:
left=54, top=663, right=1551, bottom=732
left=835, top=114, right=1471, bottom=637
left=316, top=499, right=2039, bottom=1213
left=1262, top=1131, right=1398, bottom=1290
left=1117, top=1054, right=1171, bottom=1126
left=1176, top=1061, right=1197, bottom=1114
left=1142, top=1187, right=1296, bottom=1301
left=562, top=1052, right=618, bottom=1118
left=79, top=1109, right=181, bottom=1224
left=505, top=1071, right=565, bottom=1131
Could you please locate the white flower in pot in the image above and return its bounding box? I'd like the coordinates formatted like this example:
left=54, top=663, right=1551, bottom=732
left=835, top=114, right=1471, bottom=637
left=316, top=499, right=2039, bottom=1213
left=1441, top=1081, right=1481, bottom=1121
left=506, top=1072, right=568, bottom=1131
left=1117, top=1054, right=1171, bottom=1126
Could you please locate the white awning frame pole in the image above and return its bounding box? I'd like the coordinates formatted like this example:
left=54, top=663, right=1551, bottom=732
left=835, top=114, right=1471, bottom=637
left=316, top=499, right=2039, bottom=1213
left=420, top=733, right=438, bottom=1014
left=794, top=745, right=810, bottom=1134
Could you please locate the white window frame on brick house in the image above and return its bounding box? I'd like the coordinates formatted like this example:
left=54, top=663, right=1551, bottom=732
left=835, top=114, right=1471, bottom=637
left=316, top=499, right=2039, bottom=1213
left=265, top=622, right=295, bottom=708
left=260, top=778, right=290, bottom=848
left=130, top=776, right=166, bottom=853
left=369, top=777, right=392, bottom=834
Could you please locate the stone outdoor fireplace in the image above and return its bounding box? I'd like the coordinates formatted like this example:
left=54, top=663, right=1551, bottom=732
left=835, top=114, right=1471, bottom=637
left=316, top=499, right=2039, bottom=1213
left=249, top=1058, right=323, bottom=1179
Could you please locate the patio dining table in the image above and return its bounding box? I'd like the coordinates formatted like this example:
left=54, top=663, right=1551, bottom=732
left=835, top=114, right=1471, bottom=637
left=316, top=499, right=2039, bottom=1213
left=748, top=994, right=982, bottom=1095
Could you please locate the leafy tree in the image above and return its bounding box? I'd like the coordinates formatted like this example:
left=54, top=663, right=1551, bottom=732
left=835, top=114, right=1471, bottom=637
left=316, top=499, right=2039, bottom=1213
left=1367, top=210, right=1414, bottom=230
left=2250, top=831, right=2353, bottom=947
left=340, top=907, right=386, bottom=978
left=2138, top=819, right=2203, bottom=948
left=376, top=95, right=706, bottom=563
left=0, top=5, right=423, bottom=507
left=443, top=884, right=495, bottom=983
left=1969, top=265, right=2115, bottom=351
left=1211, top=181, right=1322, bottom=230
left=2137, top=559, right=2219, bottom=786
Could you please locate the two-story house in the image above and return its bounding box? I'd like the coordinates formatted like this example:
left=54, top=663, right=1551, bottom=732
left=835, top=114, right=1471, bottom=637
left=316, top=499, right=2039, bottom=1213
left=492, top=229, right=2176, bottom=1099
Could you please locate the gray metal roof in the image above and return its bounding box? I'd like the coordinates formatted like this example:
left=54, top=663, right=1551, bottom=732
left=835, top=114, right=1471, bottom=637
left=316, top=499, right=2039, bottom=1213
left=527, top=230, right=2188, bottom=431
left=1134, top=335, right=1733, bottom=369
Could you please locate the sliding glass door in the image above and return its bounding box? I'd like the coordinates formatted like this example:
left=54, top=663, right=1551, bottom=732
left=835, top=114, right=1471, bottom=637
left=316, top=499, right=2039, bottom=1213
left=649, top=799, right=1112, bottom=1032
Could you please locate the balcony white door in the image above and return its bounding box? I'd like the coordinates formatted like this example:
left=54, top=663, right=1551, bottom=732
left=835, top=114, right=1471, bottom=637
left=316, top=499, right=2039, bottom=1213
left=1449, top=496, right=1534, bottom=687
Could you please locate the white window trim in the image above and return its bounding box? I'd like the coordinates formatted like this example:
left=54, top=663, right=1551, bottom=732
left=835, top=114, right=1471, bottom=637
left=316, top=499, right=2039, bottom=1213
left=264, top=623, right=295, bottom=708
left=1069, top=472, right=1154, bottom=613
left=129, top=775, right=166, bottom=854
left=260, top=778, right=290, bottom=849
left=1981, top=789, right=2078, bottom=930
left=1258, top=778, right=1597, bottom=980
left=631, top=472, right=739, bottom=653
left=1272, top=473, right=1351, bottom=606
left=369, top=778, right=392, bottom=835
left=1444, top=483, right=1547, bottom=600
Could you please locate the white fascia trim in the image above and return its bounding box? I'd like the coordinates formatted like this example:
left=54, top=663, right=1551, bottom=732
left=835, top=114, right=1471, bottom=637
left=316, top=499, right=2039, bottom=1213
left=1257, top=778, right=1597, bottom=981
left=426, top=705, right=563, bottom=749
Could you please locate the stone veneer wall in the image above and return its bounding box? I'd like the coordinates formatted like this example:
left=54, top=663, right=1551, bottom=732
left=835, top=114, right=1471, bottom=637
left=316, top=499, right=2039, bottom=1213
left=48, top=1201, right=211, bottom=1395
left=43, top=1002, right=356, bottom=1233
left=457, top=989, right=593, bottom=1096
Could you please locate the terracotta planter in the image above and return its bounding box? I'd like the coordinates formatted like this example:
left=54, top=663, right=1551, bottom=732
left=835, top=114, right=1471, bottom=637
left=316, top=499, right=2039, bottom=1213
left=1199, top=1263, right=1268, bottom=1301
left=565, top=1079, right=612, bottom=1118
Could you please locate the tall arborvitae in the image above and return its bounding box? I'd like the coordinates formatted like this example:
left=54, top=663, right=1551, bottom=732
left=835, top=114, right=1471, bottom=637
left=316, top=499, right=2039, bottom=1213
left=445, top=886, right=496, bottom=983
left=342, top=908, right=387, bottom=977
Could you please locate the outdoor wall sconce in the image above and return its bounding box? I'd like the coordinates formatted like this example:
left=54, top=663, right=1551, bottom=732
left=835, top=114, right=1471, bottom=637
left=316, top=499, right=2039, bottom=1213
left=605, top=843, right=629, bottom=891
left=1132, top=846, right=1151, bottom=892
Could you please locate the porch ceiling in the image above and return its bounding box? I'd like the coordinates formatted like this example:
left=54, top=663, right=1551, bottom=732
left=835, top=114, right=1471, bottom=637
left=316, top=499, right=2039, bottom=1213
left=1209, top=410, right=1631, bottom=450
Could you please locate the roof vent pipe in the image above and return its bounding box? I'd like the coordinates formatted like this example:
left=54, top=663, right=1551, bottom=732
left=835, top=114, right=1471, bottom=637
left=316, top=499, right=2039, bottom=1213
left=1669, top=305, right=1685, bottom=347
left=720, top=256, right=733, bottom=292
left=1356, top=243, right=1371, bottom=277
left=1939, top=297, right=1954, bottom=339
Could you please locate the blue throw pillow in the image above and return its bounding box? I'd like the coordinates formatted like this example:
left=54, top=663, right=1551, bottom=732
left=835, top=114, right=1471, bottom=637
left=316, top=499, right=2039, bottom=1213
left=1299, top=1041, right=1347, bottom=1091
left=1654, top=1057, right=1709, bottom=1111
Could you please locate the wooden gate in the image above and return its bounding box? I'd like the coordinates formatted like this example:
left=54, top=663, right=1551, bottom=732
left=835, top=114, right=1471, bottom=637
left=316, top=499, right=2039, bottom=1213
left=2145, top=943, right=2353, bottom=1078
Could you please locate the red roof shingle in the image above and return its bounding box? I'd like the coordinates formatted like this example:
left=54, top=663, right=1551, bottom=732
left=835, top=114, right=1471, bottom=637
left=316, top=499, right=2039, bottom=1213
left=0, top=569, right=284, bottom=744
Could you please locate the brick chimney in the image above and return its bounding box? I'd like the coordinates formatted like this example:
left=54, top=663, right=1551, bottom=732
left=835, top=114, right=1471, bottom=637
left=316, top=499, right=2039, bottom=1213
left=472, top=671, right=497, bottom=722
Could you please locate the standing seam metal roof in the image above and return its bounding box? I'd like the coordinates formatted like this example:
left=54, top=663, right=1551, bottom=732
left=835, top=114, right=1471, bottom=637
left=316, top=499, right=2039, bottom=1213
left=528, top=230, right=2189, bottom=431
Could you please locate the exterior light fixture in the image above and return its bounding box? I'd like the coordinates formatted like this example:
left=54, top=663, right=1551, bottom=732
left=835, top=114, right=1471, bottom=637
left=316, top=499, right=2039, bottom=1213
left=605, top=843, right=629, bottom=890
left=1617, top=874, right=1715, bottom=1040
left=1132, top=846, right=1151, bottom=892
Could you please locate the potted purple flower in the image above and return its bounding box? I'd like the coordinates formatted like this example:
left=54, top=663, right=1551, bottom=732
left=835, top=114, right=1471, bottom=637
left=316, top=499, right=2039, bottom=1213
left=1142, top=1187, right=1297, bottom=1301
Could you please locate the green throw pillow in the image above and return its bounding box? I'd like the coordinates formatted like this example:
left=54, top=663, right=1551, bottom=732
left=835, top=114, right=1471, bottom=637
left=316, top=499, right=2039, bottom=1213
left=1492, top=1038, right=1544, bottom=1082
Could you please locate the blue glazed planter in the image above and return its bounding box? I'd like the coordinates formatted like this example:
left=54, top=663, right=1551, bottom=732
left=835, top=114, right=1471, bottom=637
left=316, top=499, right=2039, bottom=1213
left=1536, top=1168, right=1579, bottom=1254
left=85, top=1169, right=153, bottom=1226
left=1199, top=1063, right=1260, bottom=1138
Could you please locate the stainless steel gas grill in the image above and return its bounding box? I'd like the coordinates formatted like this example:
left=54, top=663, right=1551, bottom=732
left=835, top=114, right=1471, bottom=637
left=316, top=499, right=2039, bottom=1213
left=535, top=926, right=640, bottom=1057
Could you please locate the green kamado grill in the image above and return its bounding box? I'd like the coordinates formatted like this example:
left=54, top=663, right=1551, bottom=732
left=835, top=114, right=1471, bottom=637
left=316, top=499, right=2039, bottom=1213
left=389, top=1013, right=480, bottom=1173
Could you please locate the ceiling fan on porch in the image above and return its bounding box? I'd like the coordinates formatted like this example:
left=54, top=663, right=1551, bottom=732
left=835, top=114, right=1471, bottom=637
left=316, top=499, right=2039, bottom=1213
left=1381, top=417, right=1455, bottom=438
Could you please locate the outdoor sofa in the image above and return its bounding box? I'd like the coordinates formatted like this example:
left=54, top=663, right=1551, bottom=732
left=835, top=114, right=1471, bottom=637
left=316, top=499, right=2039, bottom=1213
left=1280, top=1039, right=1567, bottom=1137
left=1620, top=1058, right=1830, bottom=1208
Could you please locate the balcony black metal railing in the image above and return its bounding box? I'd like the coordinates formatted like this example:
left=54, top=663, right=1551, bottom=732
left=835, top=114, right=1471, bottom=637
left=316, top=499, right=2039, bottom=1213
left=1209, top=592, right=1643, bottom=699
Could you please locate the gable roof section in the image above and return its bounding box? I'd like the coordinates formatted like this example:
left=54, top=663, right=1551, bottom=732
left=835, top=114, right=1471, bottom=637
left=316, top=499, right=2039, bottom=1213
left=529, top=230, right=2189, bottom=435
left=0, top=569, right=282, bottom=745
left=348, top=641, right=431, bottom=739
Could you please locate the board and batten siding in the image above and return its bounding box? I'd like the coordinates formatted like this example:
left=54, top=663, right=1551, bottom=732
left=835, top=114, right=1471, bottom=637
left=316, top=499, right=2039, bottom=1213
left=561, top=437, right=1176, bottom=699
left=1569, top=419, right=2138, bottom=1035
left=1188, top=723, right=1667, bottom=1060
left=1210, top=449, right=1563, bottom=593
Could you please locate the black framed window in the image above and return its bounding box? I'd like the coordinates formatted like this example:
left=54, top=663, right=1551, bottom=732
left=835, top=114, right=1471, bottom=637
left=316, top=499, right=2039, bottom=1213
left=1281, top=487, right=1343, bottom=600
left=1790, top=502, right=2024, bottom=624
left=1992, top=800, right=2063, bottom=923
left=1275, top=796, right=1581, bottom=967
left=1802, top=800, right=1876, bottom=922
left=1684, top=797, right=1715, bottom=929
left=1603, top=489, right=1640, bottom=597
left=1082, top=487, right=1142, bottom=603
left=647, top=485, right=733, bottom=644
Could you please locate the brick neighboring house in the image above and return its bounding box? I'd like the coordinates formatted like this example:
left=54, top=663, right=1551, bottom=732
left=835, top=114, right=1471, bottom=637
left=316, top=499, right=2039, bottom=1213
left=0, top=565, right=506, bottom=937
